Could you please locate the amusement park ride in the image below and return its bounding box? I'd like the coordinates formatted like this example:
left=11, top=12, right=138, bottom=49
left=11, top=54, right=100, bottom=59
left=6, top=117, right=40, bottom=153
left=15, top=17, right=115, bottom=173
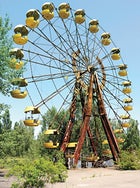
left=9, top=2, right=133, bottom=167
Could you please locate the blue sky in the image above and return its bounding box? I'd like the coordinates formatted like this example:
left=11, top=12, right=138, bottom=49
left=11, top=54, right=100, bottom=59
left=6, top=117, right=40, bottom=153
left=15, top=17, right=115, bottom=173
left=0, top=0, right=140, bottom=131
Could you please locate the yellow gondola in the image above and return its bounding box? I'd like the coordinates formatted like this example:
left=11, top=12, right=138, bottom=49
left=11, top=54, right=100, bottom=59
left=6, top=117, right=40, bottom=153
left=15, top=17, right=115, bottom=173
left=118, top=64, right=127, bottom=76
left=122, top=87, right=132, bottom=94
left=124, top=105, right=133, bottom=111
left=24, top=106, right=40, bottom=126
left=10, top=48, right=24, bottom=59
left=44, top=129, right=59, bottom=135
left=122, top=81, right=131, bottom=87
left=123, top=98, right=133, bottom=103
left=67, top=142, right=77, bottom=148
left=10, top=89, right=27, bottom=99
left=103, top=149, right=111, bottom=155
left=117, top=138, right=125, bottom=143
left=44, top=141, right=59, bottom=149
left=11, top=78, right=28, bottom=87
left=122, top=122, right=130, bottom=128
left=10, top=78, right=28, bottom=99
left=119, top=70, right=127, bottom=76
left=102, top=139, right=108, bottom=145
left=120, top=114, right=130, bottom=119
left=26, top=9, right=40, bottom=28
left=101, top=33, right=111, bottom=45
left=9, top=48, right=24, bottom=69
left=86, top=154, right=99, bottom=162
left=9, top=58, right=24, bottom=70
left=89, top=19, right=99, bottom=33
left=58, top=3, right=70, bottom=19
left=111, top=48, right=120, bottom=60
left=114, top=129, right=123, bottom=134
left=44, top=129, right=59, bottom=148
left=41, top=2, right=54, bottom=20
left=74, top=9, right=85, bottom=24
left=122, top=80, right=132, bottom=94
left=13, top=25, right=28, bottom=45
left=24, top=118, right=40, bottom=127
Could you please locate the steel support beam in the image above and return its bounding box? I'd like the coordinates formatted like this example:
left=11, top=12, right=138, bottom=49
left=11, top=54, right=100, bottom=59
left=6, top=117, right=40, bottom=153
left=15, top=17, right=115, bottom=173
left=94, top=73, right=120, bottom=161
left=73, top=73, right=94, bottom=165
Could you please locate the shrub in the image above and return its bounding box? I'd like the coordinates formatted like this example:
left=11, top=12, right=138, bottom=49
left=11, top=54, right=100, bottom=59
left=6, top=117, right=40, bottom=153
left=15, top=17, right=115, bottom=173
left=117, top=150, right=140, bottom=170
left=7, top=157, right=68, bottom=187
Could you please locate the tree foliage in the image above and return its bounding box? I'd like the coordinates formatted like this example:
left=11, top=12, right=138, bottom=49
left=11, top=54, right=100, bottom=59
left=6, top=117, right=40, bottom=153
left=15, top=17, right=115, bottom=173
left=0, top=104, right=11, bottom=132
left=0, top=109, right=12, bottom=133
left=118, top=150, right=140, bottom=170
left=123, top=119, right=140, bottom=151
left=0, top=120, right=34, bottom=158
left=0, top=15, right=23, bottom=96
left=0, top=15, right=13, bottom=95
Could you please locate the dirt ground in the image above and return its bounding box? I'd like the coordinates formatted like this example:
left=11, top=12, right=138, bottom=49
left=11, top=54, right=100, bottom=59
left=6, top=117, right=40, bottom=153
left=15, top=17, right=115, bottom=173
left=0, top=167, right=140, bottom=188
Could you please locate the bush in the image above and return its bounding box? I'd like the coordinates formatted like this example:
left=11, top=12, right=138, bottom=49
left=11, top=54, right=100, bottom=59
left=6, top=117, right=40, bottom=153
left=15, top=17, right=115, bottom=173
left=117, top=150, right=140, bottom=170
left=0, top=157, right=25, bottom=169
left=7, top=157, right=68, bottom=188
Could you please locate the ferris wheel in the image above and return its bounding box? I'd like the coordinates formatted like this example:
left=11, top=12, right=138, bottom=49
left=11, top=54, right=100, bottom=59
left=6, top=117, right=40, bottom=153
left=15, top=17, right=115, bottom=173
left=9, top=2, right=133, bottom=166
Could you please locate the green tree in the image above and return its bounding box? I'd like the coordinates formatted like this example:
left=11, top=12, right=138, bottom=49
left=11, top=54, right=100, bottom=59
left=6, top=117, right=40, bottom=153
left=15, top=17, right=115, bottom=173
left=12, top=121, right=35, bottom=157
left=0, top=109, right=12, bottom=133
left=0, top=103, right=10, bottom=133
left=123, top=119, right=140, bottom=151
left=0, top=120, right=35, bottom=157
left=118, top=150, right=140, bottom=170
left=41, top=107, right=69, bottom=140
left=0, top=15, right=23, bottom=96
left=0, top=15, right=13, bottom=95
left=0, top=104, right=12, bottom=157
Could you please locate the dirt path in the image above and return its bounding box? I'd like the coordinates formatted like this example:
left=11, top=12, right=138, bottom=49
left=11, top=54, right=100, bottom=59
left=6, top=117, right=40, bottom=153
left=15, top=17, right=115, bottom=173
left=46, top=167, right=140, bottom=188
left=0, top=169, right=15, bottom=188
left=1, top=167, right=140, bottom=188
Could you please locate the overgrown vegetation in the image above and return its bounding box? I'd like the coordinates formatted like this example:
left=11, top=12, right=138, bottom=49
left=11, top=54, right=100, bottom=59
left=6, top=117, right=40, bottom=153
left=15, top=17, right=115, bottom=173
left=6, top=157, right=67, bottom=188
left=117, top=150, right=140, bottom=170
left=0, top=108, right=68, bottom=187
left=117, top=119, right=140, bottom=170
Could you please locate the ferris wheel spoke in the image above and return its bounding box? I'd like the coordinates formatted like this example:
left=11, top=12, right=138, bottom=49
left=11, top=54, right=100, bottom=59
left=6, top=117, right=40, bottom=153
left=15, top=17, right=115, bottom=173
left=102, top=88, right=130, bottom=120
left=45, top=20, right=88, bottom=68
left=22, top=48, right=70, bottom=65
left=27, top=59, right=72, bottom=73
left=28, top=36, right=70, bottom=64
left=23, top=48, right=74, bottom=72
left=102, top=85, right=123, bottom=108
left=35, top=78, right=75, bottom=108
left=97, top=73, right=124, bottom=98
left=28, top=30, right=77, bottom=70
left=59, top=18, right=79, bottom=52
left=25, top=72, right=74, bottom=83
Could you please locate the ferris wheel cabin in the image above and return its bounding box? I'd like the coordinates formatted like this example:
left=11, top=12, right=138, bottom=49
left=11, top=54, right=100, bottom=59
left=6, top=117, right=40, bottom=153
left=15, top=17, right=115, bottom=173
left=10, top=78, right=28, bottom=99
left=9, top=48, right=24, bottom=70
left=24, top=106, right=40, bottom=126
left=26, top=9, right=40, bottom=29
left=13, top=25, right=28, bottom=45
left=41, top=2, right=54, bottom=20
left=58, top=3, right=70, bottom=19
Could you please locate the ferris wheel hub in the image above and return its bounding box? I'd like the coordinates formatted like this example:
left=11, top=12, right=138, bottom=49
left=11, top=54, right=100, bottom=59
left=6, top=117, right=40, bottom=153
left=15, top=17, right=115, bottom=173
left=87, top=65, right=97, bottom=73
